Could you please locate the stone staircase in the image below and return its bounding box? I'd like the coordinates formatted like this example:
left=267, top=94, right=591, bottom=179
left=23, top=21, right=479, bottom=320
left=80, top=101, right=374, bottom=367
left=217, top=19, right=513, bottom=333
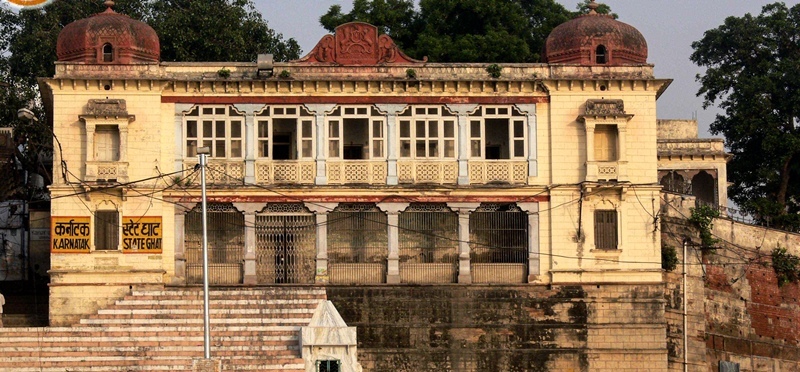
left=0, top=286, right=327, bottom=371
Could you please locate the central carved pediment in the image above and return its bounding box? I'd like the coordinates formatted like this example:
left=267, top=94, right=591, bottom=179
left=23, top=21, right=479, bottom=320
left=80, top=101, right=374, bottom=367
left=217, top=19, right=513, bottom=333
left=295, top=22, right=426, bottom=65
left=584, top=99, right=626, bottom=116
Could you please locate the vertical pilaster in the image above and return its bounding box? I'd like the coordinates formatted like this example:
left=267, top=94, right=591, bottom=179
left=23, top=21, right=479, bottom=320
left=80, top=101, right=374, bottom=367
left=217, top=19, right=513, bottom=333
left=172, top=203, right=194, bottom=285
left=304, top=104, right=338, bottom=185
left=515, top=103, right=538, bottom=179
left=446, top=104, right=479, bottom=185
left=378, top=202, right=409, bottom=284
left=518, top=202, right=540, bottom=282
left=232, top=104, right=265, bottom=184
left=585, top=122, right=597, bottom=181
left=85, top=123, right=96, bottom=162
left=174, top=104, right=194, bottom=173
left=233, top=202, right=263, bottom=285
left=305, top=203, right=338, bottom=283
left=448, top=203, right=480, bottom=284
left=118, top=125, right=128, bottom=162
left=375, top=104, right=408, bottom=185
left=617, top=125, right=628, bottom=181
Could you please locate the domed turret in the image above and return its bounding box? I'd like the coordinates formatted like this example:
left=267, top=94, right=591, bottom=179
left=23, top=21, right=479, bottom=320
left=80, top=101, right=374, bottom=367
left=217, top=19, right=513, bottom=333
left=56, top=1, right=159, bottom=64
left=544, top=1, right=647, bottom=66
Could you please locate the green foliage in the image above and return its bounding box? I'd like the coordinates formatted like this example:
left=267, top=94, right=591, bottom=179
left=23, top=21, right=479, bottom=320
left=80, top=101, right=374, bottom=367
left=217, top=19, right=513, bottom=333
left=575, top=0, right=618, bottom=19
left=486, top=64, right=502, bottom=78
left=771, top=246, right=800, bottom=287
left=688, top=205, right=720, bottom=249
left=691, top=3, right=800, bottom=231
left=405, top=68, right=417, bottom=79
left=278, top=70, right=291, bottom=79
left=661, top=245, right=679, bottom=272
left=217, top=68, right=231, bottom=78
left=320, top=0, right=581, bottom=63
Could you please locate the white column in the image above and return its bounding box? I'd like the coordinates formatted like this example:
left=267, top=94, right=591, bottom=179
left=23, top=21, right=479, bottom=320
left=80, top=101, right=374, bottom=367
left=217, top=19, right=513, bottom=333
left=446, top=104, right=479, bottom=185
left=585, top=121, right=597, bottom=182
left=448, top=202, right=480, bottom=284
left=233, top=104, right=264, bottom=184
left=85, top=123, right=96, bottom=162
left=304, top=104, right=337, bottom=185
left=617, top=125, right=628, bottom=181
left=378, top=202, right=409, bottom=284
left=515, top=104, right=538, bottom=179
left=305, top=202, right=338, bottom=283
left=375, top=104, right=407, bottom=185
left=233, top=202, right=262, bottom=285
left=174, top=104, right=194, bottom=173
left=518, top=202, right=540, bottom=282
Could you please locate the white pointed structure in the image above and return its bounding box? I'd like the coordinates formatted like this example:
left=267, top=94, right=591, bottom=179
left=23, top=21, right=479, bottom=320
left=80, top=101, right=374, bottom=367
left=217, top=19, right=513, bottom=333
left=301, top=301, right=362, bottom=372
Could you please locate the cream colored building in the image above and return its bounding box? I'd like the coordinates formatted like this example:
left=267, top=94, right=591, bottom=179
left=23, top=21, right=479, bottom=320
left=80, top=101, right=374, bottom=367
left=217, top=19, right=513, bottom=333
left=42, top=3, right=675, bottom=369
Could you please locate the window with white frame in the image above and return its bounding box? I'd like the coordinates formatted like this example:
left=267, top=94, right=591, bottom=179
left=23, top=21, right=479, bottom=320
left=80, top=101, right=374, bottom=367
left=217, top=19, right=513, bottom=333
left=468, top=106, right=526, bottom=160
left=184, top=106, right=243, bottom=158
left=256, top=106, right=314, bottom=160
left=327, top=106, right=385, bottom=160
left=398, top=106, right=456, bottom=159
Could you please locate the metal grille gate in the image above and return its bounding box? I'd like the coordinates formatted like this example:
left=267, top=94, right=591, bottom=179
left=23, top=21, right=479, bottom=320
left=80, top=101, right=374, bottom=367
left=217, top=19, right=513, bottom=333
left=185, top=203, right=244, bottom=285
left=469, top=203, right=528, bottom=283
left=327, top=203, right=388, bottom=284
left=255, top=203, right=316, bottom=284
left=398, top=203, right=458, bottom=283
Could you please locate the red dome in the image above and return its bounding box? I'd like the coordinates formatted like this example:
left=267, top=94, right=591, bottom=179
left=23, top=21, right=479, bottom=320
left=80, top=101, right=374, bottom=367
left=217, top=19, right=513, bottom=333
left=543, top=10, right=647, bottom=66
left=56, top=5, right=159, bottom=64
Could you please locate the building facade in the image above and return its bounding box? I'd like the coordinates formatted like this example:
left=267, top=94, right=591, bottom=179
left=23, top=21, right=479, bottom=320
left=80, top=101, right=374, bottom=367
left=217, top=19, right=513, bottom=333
left=42, top=2, right=673, bottom=370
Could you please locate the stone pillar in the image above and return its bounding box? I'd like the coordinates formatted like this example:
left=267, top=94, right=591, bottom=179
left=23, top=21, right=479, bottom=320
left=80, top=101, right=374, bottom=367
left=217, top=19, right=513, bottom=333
left=515, top=103, right=538, bottom=179
left=174, top=104, right=194, bottom=173
left=585, top=122, right=597, bottom=181
left=118, top=125, right=128, bottom=163
left=518, top=202, right=540, bottom=282
left=448, top=203, right=480, bottom=284
left=233, top=104, right=264, bottom=184
left=375, top=104, right=408, bottom=185
left=378, top=202, right=409, bottom=284
left=304, top=104, right=337, bottom=185
left=446, top=104, right=479, bottom=185
left=233, top=202, right=263, bottom=285
left=305, top=202, right=338, bottom=283
left=85, top=123, right=96, bottom=162
left=172, top=203, right=194, bottom=285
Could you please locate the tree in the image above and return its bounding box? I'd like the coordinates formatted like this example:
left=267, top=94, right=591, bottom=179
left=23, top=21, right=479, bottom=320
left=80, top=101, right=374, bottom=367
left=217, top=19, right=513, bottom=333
left=691, top=2, right=800, bottom=230
left=0, top=0, right=300, bottom=200
left=319, top=0, right=579, bottom=63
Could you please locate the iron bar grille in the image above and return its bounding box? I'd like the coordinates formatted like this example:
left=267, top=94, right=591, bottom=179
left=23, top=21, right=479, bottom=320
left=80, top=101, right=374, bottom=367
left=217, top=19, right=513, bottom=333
left=398, top=203, right=458, bottom=283
left=185, top=203, right=244, bottom=284
left=327, top=203, right=388, bottom=284
left=255, top=203, right=316, bottom=284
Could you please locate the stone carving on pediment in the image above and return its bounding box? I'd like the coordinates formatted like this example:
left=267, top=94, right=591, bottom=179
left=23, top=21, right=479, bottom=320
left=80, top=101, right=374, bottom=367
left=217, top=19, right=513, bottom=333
left=584, top=99, right=625, bottom=116
left=84, top=99, right=128, bottom=116
left=296, top=22, right=426, bottom=65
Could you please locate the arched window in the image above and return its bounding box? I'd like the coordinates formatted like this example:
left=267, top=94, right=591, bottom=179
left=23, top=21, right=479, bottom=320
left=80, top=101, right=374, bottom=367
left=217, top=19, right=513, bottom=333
left=102, top=43, right=113, bottom=62
left=595, top=45, right=607, bottom=64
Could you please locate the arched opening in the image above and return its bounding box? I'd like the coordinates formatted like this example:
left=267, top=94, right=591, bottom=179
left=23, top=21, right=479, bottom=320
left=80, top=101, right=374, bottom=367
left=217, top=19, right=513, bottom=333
left=102, top=43, right=113, bottom=62
left=692, top=171, right=716, bottom=206
left=660, top=171, right=686, bottom=194
left=595, top=45, right=607, bottom=64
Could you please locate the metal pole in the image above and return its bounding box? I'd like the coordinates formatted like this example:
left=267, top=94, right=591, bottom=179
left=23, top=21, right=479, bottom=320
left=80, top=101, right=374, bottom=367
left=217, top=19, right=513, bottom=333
left=683, top=239, right=688, bottom=372
left=198, top=146, right=211, bottom=359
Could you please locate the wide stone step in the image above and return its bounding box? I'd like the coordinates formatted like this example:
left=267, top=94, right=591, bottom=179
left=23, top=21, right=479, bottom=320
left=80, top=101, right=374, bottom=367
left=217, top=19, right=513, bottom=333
left=79, top=317, right=312, bottom=325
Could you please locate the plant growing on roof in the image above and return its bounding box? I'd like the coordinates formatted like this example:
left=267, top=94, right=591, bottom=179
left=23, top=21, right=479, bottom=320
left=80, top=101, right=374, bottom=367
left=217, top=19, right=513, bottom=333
left=486, top=64, right=502, bottom=78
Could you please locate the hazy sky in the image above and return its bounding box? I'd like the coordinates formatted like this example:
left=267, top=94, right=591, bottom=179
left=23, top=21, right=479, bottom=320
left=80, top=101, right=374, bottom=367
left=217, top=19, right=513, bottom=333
left=252, top=0, right=800, bottom=138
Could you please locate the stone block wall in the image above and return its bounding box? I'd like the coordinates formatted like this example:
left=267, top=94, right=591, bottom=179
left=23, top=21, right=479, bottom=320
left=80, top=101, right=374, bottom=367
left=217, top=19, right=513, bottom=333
left=327, top=284, right=666, bottom=372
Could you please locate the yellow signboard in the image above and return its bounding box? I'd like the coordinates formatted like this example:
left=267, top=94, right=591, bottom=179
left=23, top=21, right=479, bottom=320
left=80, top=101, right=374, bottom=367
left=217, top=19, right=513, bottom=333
left=51, top=217, right=91, bottom=253
left=122, top=216, right=163, bottom=253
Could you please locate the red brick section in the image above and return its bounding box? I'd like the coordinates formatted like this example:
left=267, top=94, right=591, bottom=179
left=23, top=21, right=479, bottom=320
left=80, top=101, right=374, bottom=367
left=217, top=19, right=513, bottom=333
left=0, top=286, right=326, bottom=371
left=747, top=265, right=800, bottom=343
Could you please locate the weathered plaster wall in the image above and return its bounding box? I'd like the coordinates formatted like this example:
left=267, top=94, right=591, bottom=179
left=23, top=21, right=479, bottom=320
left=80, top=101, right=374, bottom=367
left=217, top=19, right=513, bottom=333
left=328, top=284, right=666, bottom=372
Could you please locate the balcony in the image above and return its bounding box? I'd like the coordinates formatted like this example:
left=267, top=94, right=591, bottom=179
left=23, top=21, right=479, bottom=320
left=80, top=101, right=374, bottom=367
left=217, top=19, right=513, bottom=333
left=327, top=161, right=387, bottom=184
left=184, top=160, right=244, bottom=185
left=256, top=160, right=315, bottom=184
left=86, top=161, right=128, bottom=183
left=586, top=161, right=627, bottom=182
left=468, top=160, right=527, bottom=184
left=397, top=160, right=458, bottom=184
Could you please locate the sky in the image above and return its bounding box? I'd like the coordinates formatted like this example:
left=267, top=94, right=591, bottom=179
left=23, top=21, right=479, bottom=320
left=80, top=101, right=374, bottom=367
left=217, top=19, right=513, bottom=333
left=251, top=0, right=800, bottom=139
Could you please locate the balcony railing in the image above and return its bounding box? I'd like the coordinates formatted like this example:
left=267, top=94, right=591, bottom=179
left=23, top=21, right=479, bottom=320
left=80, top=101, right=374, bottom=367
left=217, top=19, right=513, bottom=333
left=185, top=160, right=244, bottom=185
left=327, top=161, right=387, bottom=184
left=397, top=160, right=458, bottom=184
left=468, top=160, right=527, bottom=184
left=86, top=161, right=128, bottom=182
left=256, top=160, right=316, bottom=184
